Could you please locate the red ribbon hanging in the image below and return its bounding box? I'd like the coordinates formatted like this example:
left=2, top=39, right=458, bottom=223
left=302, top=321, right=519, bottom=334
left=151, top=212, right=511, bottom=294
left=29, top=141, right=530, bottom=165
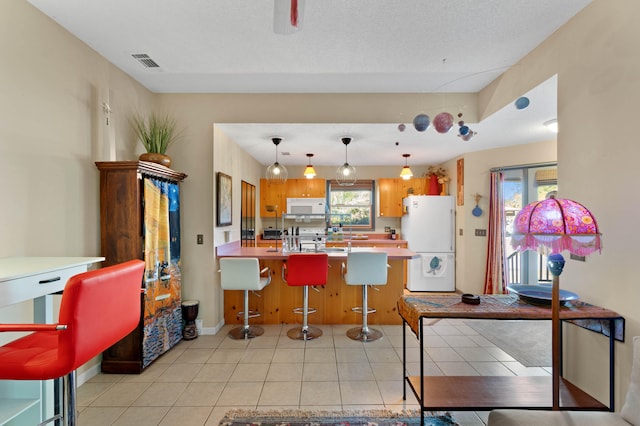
left=290, top=0, right=298, bottom=27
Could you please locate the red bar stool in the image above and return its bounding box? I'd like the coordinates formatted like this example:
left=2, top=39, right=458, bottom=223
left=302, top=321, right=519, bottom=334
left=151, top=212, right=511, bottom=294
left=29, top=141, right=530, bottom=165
left=343, top=251, right=389, bottom=342
left=219, top=257, right=271, bottom=339
left=0, top=260, right=145, bottom=426
left=282, top=253, right=328, bottom=340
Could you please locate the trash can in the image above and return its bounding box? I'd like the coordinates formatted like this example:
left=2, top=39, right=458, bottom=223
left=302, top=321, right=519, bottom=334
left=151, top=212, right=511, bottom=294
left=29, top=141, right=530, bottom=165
left=181, top=300, right=199, bottom=340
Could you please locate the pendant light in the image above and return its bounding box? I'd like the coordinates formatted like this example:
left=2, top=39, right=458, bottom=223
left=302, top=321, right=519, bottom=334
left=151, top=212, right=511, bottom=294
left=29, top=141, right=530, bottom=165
left=265, top=137, right=288, bottom=183
left=400, top=154, right=413, bottom=180
left=303, top=153, right=316, bottom=179
left=336, top=137, right=357, bottom=186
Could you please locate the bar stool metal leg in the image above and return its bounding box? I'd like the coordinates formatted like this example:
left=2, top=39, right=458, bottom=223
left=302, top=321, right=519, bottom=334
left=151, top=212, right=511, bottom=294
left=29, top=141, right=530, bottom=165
left=288, top=286, right=322, bottom=340
left=347, top=285, right=383, bottom=342
left=228, top=289, right=264, bottom=339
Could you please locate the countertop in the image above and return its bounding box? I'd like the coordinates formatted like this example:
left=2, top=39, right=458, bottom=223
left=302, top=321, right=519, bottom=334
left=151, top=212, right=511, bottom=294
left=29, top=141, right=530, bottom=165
left=217, top=241, right=417, bottom=260
left=258, top=235, right=407, bottom=245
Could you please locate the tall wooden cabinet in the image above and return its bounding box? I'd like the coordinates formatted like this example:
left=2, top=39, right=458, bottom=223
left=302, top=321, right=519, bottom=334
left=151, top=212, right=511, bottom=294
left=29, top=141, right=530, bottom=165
left=95, top=161, right=187, bottom=373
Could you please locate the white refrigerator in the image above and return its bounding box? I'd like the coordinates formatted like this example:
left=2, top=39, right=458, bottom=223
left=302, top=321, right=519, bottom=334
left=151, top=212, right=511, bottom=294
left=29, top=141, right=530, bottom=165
left=401, top=195, right=455, bottom=291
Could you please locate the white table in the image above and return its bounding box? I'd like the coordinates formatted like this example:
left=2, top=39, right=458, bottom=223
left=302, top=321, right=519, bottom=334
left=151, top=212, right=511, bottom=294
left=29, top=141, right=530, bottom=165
left=0, top=257, right=104, bottom=425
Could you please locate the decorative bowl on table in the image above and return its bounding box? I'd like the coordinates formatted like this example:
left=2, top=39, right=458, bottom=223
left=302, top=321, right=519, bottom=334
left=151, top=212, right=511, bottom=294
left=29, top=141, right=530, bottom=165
left=506, top=284, right=579, bottom=306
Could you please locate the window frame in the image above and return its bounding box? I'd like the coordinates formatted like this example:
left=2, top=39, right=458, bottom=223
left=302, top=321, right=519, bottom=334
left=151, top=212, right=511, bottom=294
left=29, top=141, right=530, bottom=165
left=327, top=179, right=375, bottom=231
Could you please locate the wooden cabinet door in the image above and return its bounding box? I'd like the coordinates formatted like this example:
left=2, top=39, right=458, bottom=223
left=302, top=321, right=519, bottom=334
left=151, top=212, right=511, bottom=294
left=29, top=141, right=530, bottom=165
left=378, top=178, right=402, bottom=217
left=305, top=178, right=326, bottom=198
left=260, top=178, right=286, bottom=217
left=400, top=177, right=426, bottom=197
left=285, top=179, right=305, bottom=198
left=285, top=178, right=326, bottom=198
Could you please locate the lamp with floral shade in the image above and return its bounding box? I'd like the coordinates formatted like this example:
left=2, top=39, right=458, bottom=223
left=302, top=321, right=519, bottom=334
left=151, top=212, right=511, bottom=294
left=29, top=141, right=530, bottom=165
left=511, top=195, right=601, bottom=410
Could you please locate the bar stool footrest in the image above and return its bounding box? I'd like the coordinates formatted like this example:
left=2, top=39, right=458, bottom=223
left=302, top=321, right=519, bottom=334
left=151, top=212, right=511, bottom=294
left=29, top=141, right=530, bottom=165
left=237, top=310, right=261, bottom=319
left=293, top=307, right=317, bottom=315
left=351, top=306, right=376, bottom=315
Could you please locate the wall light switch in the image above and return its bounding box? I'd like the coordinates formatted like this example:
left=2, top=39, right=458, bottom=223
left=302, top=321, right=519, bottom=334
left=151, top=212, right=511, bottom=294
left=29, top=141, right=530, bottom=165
left=459, top=228, right=463, bottom=236
left=197, top=234, right=204, bottom=244
left=475, top=229, right=487, bottom=237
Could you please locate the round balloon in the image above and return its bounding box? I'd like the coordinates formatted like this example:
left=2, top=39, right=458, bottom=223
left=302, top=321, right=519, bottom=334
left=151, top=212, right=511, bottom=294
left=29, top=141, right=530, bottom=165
left=413, top=114, right=430, bottom=132
left=433, top=112, right=454, bottom=134
left=398, top=123, right=406, bottom=132
left=514, top=97, right=530, bottom=110
left=459, top=125, right=469, bottom=136
left=461, top=131, right=475, bottom=141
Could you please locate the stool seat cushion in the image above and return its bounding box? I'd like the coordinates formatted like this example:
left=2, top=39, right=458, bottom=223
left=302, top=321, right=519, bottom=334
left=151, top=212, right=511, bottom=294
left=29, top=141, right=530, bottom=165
left=220, top=258, right=270, bottom=291
left=345, top=252, right=388, bottom=286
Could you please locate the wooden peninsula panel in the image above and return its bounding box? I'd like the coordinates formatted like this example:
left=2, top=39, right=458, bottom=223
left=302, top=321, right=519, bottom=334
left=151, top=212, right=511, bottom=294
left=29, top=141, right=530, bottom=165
left=217, top=243, right=415, bottom=325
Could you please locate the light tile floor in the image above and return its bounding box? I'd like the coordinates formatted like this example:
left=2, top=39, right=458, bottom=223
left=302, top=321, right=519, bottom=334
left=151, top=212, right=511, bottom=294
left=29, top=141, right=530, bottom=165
left=77, top=319, right=551, bottom=426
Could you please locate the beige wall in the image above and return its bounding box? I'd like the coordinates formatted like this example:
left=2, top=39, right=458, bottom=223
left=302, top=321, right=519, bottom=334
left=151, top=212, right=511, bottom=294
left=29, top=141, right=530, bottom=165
left=2, top=0, right=638, bottom=408
left=0, top=0, right=156, bottom=377
left=476, top=1, right=640, bottom=407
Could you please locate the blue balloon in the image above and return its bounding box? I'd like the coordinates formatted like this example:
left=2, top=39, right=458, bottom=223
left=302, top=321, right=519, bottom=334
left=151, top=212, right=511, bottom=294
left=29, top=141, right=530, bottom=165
left=514, top=97, right=530, bottom=110
left=413, top=114, right=430, bottom=132
left=459, top=125, right=469, bottom=136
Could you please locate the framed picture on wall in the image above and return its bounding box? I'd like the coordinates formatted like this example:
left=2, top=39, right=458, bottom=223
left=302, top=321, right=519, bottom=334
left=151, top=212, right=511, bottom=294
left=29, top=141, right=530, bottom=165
left=216, top=172, right=232, bottom=226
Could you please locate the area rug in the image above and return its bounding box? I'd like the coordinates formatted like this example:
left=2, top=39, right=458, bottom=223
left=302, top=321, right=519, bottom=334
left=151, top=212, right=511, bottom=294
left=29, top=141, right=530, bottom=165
left=219, top=409, right=457, bottom=426
left=464, top=319, right=551, bottom=367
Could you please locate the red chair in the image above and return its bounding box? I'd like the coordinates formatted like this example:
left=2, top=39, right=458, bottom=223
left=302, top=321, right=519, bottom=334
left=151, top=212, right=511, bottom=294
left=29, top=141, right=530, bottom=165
left=282, top=253, right=329, bottom=340
left=0, top=260, right=145, bottom=426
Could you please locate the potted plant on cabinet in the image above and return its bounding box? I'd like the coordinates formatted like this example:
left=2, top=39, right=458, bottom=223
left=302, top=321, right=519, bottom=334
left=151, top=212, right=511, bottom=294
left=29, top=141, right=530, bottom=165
left=132, top=112, right=182, bottom=168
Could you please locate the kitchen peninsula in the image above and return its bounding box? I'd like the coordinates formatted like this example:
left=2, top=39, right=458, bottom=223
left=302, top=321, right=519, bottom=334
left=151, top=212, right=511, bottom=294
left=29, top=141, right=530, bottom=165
left=216, top=242, right=418, bottom=325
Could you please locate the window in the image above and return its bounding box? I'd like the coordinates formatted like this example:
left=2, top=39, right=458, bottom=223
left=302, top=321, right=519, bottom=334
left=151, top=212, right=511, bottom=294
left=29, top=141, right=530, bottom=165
left=327, top=180, right=375, bottom=231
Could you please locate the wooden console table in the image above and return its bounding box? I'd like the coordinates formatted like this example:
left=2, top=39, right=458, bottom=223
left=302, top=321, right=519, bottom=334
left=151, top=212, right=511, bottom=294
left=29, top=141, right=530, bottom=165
left=397, top=294, right=624, bottom=424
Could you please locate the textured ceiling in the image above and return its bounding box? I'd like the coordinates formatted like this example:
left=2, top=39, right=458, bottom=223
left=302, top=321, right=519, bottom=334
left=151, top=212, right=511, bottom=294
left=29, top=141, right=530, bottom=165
left=27, top=0, right=588, bottom=164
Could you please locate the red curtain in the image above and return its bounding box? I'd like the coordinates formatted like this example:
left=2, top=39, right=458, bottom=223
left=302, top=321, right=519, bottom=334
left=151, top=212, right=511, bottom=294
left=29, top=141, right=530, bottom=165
left=483, top=171, right=507, bottom=294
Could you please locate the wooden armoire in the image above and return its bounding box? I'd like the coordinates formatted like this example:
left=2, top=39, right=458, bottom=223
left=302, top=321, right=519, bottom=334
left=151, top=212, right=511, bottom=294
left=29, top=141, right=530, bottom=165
left=95, top=161, right=187, bottom=373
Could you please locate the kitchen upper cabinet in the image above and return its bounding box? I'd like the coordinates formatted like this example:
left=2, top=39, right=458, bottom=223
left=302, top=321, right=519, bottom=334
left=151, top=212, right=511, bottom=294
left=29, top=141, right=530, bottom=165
left=260, top=178, right=326, bottom=216
left=286, top=178, right=326, bottom=198
left=378, top=178, right=402, bottom=217
left=378, top=177, right=426, bottom=217
left=260, top=179, right=286, bottom=217
left=401, top=177, right=426, bottom=197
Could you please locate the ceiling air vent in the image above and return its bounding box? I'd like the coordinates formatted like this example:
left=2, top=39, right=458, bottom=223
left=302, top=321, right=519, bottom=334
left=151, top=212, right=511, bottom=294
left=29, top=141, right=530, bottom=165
left=131, top=53, right=160, bottom=69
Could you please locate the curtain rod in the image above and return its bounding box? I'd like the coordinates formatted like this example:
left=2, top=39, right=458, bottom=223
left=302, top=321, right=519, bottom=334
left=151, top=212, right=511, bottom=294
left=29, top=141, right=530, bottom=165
left=490, top=161, right=557, bottom=172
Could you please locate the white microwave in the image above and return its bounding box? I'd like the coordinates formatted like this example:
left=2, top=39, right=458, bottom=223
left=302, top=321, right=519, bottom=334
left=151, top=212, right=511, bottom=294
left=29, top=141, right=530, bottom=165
left=286, top=198, right=326, bottom=214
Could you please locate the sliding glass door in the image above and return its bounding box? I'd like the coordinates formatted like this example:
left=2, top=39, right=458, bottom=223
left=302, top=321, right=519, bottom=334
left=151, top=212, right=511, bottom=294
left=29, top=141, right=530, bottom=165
left=504, top=164, right=557, bottom=285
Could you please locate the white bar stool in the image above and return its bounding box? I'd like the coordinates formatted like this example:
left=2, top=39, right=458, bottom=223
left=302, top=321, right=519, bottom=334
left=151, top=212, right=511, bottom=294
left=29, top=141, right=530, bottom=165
left=343, top=251, right=388, bottom=342
left=219, top=257, right=271, bottom=339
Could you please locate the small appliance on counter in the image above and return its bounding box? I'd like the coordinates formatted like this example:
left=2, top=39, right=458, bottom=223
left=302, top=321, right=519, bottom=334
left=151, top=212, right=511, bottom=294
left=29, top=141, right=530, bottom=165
left=262, top=228, right=282, bottom=240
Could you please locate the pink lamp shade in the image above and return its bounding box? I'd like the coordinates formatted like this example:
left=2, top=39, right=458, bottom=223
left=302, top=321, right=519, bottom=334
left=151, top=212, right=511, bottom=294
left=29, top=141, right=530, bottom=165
left=511, top=196, right=601, bottom=256
left=509, top=195, right=602, bottom=411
